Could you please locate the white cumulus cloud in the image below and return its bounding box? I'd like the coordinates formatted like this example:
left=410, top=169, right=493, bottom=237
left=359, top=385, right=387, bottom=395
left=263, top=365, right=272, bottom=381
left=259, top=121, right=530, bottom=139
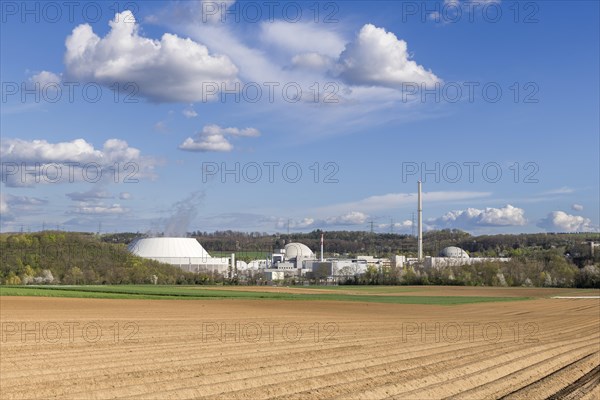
left=0, top=194, right=8, bottom=215
left=325, top=211, right=369, bottom=225
left=29, top=70, right=62, bottom=87
left=182, top=107, right=198, bottom=118
left=275, top=217, right=316, bottom=230
left=179, top=124, right=260, bottom=152
left=337, top=24, right=440, bottom=88
left=275, top=211, right=369, bottom=231
left=0, top=138, right=158, bottom=187
left=571, top=203, right=584, bottom=211
left=379, top=220, right=414, bottom=232
left=431, top=205, right=527, bottom=229
left=64, top=11, right=239, bottom=102
left=179, top=134, right=232, bottom=152
left=538, top=211, right=597, bottom=233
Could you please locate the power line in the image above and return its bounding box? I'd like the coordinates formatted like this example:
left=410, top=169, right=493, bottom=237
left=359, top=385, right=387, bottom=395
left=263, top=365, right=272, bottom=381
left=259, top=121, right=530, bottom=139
left=368, top=220, right=374, bottom=234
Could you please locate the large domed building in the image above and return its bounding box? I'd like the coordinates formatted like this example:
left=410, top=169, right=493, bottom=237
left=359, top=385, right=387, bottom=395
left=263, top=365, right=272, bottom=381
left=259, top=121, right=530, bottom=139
left=284, top=242, right=315, bottom=260
left=128, top=237, right=229, bottom=274
left=439, top=246, right=470, bottom=258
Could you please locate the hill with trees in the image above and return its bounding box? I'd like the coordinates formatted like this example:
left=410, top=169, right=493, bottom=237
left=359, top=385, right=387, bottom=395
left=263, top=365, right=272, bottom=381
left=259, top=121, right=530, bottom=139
left=1, top=229, right=598, bottom=287
left=0, top=232, right=218, bottom=285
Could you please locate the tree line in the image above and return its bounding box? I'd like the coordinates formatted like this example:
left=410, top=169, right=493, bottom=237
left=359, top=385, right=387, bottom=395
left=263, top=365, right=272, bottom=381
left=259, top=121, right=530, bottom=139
left=2, top=230, right=598, bottom=288
left=354, top=252, right=599, bottom=288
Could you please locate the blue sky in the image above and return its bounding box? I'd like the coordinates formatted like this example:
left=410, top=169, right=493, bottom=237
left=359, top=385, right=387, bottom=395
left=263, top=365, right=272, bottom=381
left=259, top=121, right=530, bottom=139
left=1, top=0, right=598, bottom=235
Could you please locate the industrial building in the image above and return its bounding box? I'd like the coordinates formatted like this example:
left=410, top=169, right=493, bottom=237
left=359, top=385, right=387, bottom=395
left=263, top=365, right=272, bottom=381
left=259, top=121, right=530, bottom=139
left=250, top=242, right=369, bottom=282
left=395, top=246, right=510, bottom=269
left=128, top=237, right=231, bottom=274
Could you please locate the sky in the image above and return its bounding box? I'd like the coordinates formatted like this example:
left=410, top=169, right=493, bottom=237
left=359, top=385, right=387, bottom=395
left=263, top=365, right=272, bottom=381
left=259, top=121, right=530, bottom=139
left=1, top=0, right=599, bottom=236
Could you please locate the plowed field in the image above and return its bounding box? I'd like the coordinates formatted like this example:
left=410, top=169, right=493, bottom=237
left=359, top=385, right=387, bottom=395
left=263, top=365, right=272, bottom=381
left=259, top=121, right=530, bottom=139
left=1, top=289, right=598, bottom=399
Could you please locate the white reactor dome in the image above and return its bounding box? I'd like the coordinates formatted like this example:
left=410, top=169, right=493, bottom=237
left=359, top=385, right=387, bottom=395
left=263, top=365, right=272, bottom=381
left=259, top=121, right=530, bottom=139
left=284, top=242, right=314, bottom=260
left=439, top=246, right=470, bottom=258
left=128, top=237, right=211, bottom=259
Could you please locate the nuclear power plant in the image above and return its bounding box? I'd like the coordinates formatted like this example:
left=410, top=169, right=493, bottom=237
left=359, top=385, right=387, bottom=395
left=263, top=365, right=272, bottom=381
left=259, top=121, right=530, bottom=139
left=391, top=181, right=510, bottom=269
left=128, top=181, right=510, bottom=281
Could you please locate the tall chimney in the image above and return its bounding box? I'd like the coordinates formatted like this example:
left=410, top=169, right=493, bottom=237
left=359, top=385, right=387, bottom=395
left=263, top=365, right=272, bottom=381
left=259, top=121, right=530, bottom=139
left=418, top=181, right=423, bottom=261
left=320, top=233, right=324, bottom=262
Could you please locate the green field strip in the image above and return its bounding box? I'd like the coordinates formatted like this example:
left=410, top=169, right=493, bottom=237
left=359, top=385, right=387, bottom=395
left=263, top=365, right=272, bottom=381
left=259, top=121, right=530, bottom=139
left=0, top=285, right=532, bottom=305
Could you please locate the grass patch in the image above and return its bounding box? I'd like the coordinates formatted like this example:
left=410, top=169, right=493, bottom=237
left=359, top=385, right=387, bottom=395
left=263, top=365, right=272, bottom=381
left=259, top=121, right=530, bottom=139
left=210, top=251, right=269, bottom=259
left=298, top=286, right=423, bottom=294
left=0, top=285, right=531, bottom=305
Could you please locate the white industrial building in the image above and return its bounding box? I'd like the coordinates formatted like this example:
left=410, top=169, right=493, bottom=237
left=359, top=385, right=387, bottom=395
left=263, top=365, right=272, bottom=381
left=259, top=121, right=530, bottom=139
left=254, top=242, right=315, bottom=279
left=303, top=259, right=369, bottom=277
left=246, top=259, right=269, bottom=270
left=253, top=242, right=368, bottom=281
left=128, top=237, right=230, bottom=274
left=394, top=246, right=510, bottom=269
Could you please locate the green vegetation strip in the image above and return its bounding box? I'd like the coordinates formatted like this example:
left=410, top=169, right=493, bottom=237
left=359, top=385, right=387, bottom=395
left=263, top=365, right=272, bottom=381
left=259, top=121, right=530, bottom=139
left=0, top=286, right=531, bottom=305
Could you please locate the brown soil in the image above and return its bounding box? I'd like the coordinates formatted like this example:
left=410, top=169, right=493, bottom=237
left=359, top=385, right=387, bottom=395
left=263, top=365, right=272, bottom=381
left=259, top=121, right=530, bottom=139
left=1, top=292, right=598, bottom=399
left=198, top=285, right=600, bottom=298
